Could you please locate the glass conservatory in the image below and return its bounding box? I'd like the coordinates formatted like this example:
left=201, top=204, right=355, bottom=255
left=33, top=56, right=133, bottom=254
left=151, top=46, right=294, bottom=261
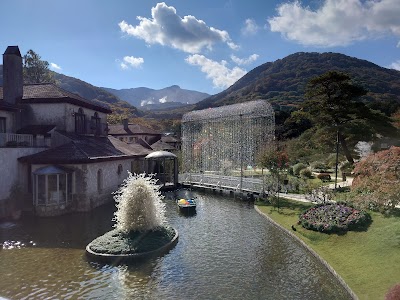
left=32, top=165, right=74, bottom=207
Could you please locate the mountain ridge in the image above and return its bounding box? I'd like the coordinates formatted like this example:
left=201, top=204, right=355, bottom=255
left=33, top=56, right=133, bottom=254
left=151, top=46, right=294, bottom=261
left=2, top=51, right=400, bottom=120
left=103, top=85, right=209, bottom=109
left=194, top=52, right=400, bottom=110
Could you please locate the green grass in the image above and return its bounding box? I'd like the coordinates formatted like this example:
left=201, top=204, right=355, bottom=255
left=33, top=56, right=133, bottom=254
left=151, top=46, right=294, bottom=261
left=256, top=198, right=400, bottom=300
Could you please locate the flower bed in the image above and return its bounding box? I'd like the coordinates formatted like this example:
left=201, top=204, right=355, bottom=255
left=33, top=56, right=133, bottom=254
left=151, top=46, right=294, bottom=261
left=299, top=203, right=371, bottom=233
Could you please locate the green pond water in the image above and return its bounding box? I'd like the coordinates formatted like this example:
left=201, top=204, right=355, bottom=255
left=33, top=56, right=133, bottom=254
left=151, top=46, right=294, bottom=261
left=0, top=189, right=351, bottom=300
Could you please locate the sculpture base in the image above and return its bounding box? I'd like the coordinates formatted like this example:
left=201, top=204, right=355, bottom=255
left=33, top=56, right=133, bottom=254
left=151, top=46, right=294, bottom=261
left=86, top=226, right=178, bottom=264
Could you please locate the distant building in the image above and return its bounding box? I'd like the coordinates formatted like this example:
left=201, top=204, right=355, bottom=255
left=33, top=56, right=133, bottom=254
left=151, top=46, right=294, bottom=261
left=0, top=46, right=152, bottom=218
left=108, top=120, right=181, bottom=152
left=161, top=135, right=181, bottom=151
left=108, top=120, right=161, bottom=145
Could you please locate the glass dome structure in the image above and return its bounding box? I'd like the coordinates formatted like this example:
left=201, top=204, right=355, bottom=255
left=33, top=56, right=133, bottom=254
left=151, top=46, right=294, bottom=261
left=181, top=100, right=275, bottom=175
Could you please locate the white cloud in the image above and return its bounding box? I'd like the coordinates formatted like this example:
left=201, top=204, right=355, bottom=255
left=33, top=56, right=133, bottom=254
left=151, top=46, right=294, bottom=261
left=241, top=19, right=259, bottom=36
left=230, top=54, right=259, bottom=65
left=268, top=0, right=400, bottom=47
left=119, top=2, right=237, bottom=53
left=185, top=54, right=247, bottom=89
left=50, top=62, right=62, bottom=71
left=389, top=60, right=400, bottom=71
left=141, top=100, right=154, bottom=106
left=120, top=56, right=144, bottom=69
left=159, top=96, right=168, bottom=103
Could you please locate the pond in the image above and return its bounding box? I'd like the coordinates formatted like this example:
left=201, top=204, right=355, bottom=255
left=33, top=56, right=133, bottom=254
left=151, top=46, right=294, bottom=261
left=0, top=189, right=351, bottom=300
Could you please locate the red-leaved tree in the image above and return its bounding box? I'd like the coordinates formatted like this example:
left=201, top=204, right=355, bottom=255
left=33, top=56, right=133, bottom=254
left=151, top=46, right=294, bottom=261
left=352, top=146, right=400, bottom=212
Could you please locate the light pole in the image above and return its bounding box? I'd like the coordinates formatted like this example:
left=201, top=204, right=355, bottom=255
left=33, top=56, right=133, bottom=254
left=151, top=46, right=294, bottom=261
left=240, top=114, right=243, bottom=192
left=334, top=127, right=340, bottom=190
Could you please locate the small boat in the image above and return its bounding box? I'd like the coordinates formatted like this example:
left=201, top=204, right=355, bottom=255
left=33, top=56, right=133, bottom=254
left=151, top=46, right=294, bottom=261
left=176, top=198, right=197, bottom=212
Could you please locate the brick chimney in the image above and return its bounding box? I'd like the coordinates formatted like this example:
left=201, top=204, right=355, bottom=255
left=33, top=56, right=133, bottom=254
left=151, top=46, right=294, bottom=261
left=123, top=118, right=129, bottom=131
left=3, top=46, right=23, bottom=105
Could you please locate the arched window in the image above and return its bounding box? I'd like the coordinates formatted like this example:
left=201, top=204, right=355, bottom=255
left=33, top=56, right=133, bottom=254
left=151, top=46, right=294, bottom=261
left=91, top=112, right=101, bottom=135
left=97, top=169, right=103, bottom=193
left=117, top=164, right=123, bottom=176
left=75, top=108, right=86, bottom=134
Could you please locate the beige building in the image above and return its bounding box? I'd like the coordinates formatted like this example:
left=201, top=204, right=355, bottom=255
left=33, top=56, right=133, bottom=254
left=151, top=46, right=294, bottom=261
left=0, top=46, right=151, bottom=218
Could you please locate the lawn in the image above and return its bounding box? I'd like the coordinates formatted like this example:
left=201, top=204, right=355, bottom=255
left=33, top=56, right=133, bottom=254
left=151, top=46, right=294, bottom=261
left=256, top=198, right=400, bottom=300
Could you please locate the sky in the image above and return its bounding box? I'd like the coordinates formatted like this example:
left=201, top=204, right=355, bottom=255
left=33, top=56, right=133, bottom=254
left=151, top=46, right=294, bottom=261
left=1, top=0, right=400, bottom=97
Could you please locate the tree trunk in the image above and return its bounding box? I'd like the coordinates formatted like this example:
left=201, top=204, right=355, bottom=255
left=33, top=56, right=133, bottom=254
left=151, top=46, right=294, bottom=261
left=338, top=133, right=354, bottom=164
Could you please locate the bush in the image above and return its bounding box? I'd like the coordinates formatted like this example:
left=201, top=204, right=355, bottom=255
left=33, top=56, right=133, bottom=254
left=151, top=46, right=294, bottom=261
left=311, top=161, right=328, bottom=172
left=300, top=168, right=312, bottom=179
left=340, top=161, right=354, bottom=173
left=317, top=173, right=331, bottom=182
left=299, top=203, right=371, bottom=233
left=292, top=163, right=307, bottom=176
left=386, top=283, right=400, bottom=300
left=352, top=147, right=400, bottom=213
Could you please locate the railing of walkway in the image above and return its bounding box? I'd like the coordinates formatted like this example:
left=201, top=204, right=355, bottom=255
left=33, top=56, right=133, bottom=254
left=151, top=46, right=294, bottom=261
left=179, top=173, right=265, bottom=194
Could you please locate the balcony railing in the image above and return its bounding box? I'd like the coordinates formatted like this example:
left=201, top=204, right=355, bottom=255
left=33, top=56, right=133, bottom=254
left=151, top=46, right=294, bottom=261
left=0, top=133, right=51, bottom=147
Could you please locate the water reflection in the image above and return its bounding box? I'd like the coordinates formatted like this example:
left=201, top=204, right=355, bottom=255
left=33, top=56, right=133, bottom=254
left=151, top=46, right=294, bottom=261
left=0, top=189, right=351, bottom=300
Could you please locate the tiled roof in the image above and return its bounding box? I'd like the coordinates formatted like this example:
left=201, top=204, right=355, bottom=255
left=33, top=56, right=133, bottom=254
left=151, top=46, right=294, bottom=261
left=17, top=125, right=56, bottom=135
left=18, top=131, right=151, bottom=164
left=108, top=136, right=153, bottom=156
left=150, top=140, right=176, bottom=151
left=0, top=84, right=111, bottom=113
left=136, top=137, right=153, bottom=150
left=108, top=123, right=160, bottom=135
left=161, top=135, right=179, bottom=143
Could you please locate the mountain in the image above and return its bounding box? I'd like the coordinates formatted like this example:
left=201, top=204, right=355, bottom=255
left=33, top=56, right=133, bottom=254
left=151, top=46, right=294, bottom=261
left=103, top=85, right=209, bottom=110
left=0, top=65, right=142, bottom=117
left=51, top=72, right=142, bottom=117
left=195, top=52, right=400, bottom=111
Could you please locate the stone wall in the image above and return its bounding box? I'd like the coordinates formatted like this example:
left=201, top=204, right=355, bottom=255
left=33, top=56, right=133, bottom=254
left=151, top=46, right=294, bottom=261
left=0, top=147, right=47, bottom=219
left=23, top=103, right=107, bottom=133
left=29, top=158, right=146, bottom=216
left=64, top=103, right=107, bottom=133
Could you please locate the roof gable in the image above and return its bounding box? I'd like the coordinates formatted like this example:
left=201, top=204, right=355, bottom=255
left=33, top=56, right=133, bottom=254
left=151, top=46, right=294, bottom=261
left=21, top=83, right=112, bottom=113
left=18, top=131, right=152, bottom=164
left=108, top=123, right=160, bottom=135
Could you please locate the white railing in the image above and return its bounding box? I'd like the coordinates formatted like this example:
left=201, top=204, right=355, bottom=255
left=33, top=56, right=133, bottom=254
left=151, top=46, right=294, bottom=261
left=179, top=173, right=265, bottom=194
left=0, top=133, right=50, bottom=147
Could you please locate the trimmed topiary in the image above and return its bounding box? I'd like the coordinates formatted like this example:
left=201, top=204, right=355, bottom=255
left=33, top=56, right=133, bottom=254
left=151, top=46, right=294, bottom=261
left=299, top=202, right=371, bottom=233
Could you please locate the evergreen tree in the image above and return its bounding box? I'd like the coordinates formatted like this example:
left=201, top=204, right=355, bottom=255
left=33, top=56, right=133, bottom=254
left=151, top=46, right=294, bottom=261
left=23, top=49, right=54, bottom=83
left=301, top=71, right=394, bottom=163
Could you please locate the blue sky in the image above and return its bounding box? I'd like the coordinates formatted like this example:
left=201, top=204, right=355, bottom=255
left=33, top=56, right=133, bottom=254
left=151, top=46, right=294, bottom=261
left=1, top=0, right=400, bottom=96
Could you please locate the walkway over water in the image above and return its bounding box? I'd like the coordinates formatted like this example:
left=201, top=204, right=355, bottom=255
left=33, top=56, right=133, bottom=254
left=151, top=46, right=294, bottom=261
left=179, top=173, right=267, bottom=195
left=179, top=173, right=354, bottom=201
